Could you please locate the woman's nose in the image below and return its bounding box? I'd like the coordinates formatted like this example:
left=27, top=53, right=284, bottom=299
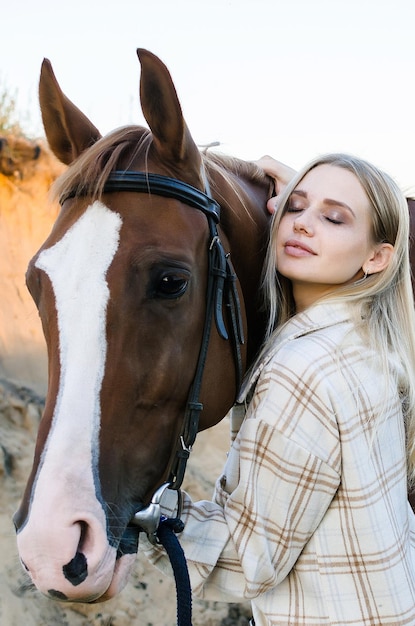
left=293, top=214, right=313, bottom=234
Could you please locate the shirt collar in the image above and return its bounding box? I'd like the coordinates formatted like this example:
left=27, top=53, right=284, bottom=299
left=238, top=300, right=353, bottom=403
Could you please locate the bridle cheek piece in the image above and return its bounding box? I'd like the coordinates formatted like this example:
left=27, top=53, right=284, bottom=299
left=62, top=170, right=244, bottom=539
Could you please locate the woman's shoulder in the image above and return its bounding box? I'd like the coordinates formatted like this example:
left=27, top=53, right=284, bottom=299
left=263, top=327, right=349, bottom=386
left=269, top=303, right=358, bottom=369
left=239, top=301, right=360, bottom=402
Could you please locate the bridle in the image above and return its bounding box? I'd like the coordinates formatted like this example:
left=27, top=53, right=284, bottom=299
left=62, top=170, right=245, bottom=625
left=65, top=169, right=245, bottom=525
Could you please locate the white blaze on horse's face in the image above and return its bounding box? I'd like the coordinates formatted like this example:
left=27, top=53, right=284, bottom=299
left=15, top=202, right=136, bottom=601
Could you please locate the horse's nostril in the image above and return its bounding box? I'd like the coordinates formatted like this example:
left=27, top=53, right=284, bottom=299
left=62, top=551, right=88, bottom=586
left=48, top=589, right=68, bottom=600
left=21, top=559, right=29, bottom=572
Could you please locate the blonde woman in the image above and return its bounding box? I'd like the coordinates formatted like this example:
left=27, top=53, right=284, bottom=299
left=144, top=153, right=415, bottom=625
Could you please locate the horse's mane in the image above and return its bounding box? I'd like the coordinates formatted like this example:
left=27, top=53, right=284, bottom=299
left=203, top=151, right=269, bottom=186
left=51, top=125, right=272, bottom=207
left=203, top=151, right=273, bottom=220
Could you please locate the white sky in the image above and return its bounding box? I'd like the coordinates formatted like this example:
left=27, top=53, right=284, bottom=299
left=2, top=0, right=415, bottom=193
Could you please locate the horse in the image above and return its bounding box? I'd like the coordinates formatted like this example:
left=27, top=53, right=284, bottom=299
left=409, top=199, right=415, bottom=290
left=13, top=48, right=272, bottom=603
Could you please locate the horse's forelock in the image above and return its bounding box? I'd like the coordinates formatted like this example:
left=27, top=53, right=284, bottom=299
left=51, top=126, right=153, bottom=204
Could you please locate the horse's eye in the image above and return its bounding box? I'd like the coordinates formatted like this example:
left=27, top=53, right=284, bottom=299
left=155, top=272, right=189, bottom=299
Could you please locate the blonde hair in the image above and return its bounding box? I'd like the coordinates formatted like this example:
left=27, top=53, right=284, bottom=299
left=262, top=153, right=415, bottom=485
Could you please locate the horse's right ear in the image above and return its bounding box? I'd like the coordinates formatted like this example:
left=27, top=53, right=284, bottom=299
left=137, top=48, right=202, bottom=183
left=39, top=59, right=102, bottom=165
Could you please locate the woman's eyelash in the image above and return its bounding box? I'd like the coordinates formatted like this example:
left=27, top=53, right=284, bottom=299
left=325, top=216, right=343, bottom=224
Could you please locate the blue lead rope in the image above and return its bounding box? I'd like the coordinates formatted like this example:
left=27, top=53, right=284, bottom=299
left=132, top=486, right=192, bottom=626
left=156, top=517, right=192, bottom=626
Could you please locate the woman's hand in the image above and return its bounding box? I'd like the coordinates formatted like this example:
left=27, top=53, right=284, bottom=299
left=255, top=155, right=297, bottom=194
left=255, top=155, right=297, bottom=214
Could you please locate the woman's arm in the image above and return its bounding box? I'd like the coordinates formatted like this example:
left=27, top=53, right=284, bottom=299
left=142, top=350, right=341, bottom=602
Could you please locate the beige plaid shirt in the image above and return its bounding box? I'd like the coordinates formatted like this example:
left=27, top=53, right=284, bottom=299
left=144, top=302, right=415, bottom=625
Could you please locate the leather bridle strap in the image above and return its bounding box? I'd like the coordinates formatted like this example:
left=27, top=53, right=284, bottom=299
left=99, top=171, right=244, bottom=490
left=102, top=171, right=221, bottom=222
left=62, top=170, right=244, bottom=626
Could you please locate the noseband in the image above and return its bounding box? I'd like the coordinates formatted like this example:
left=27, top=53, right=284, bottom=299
left=88, top=171, right=244, bottom=492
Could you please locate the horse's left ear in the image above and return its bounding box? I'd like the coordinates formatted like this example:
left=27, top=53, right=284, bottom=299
left=137, top=49, right=201, bottom=180
left=39, top=59, right=102, bottom=165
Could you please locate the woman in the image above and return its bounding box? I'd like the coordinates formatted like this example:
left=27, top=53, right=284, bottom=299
left=143, top=153, right=415, bottom=624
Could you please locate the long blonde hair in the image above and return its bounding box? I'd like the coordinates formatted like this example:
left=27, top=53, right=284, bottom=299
left=262, top=153, right=415, bottom=485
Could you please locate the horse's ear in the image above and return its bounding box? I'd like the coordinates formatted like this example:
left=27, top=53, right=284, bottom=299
left=39, top=59, right=102, bottom=165
left=137, top=49, right=201, bottom=177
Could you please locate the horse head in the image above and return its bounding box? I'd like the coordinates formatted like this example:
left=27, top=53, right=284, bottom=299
left=13, top=49, right=271, bottom=602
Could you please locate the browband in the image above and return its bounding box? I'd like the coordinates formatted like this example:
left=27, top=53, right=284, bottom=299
left=62, top=171, right=221, bottom=223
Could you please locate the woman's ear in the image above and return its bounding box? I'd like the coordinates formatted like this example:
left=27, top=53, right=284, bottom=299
left=364, top=243, right=394, bottom=276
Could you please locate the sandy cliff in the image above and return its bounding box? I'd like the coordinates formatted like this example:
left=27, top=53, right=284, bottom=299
left=0, top=137, right=63, bottom=393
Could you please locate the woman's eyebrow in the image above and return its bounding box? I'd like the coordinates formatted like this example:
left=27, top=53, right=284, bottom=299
left=323, top=198, right=356, bottom=217
left=291, top=189, right=355, bottom=216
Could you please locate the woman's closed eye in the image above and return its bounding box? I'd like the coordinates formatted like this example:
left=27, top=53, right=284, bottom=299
left=324, top=212, right=344, bottom=224
left=286, top=204, right=305, bottom=214
left=286, top=200, right=349, bottom=225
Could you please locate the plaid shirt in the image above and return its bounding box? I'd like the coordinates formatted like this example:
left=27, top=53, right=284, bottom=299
left=143, top=302, right=415, bottom=625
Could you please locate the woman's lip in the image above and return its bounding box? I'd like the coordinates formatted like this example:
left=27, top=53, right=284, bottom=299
left=284, top=239, right=316, bottom=256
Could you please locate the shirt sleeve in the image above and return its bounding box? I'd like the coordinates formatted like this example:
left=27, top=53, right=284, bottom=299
left=141, top=346, right=341, bottom=602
